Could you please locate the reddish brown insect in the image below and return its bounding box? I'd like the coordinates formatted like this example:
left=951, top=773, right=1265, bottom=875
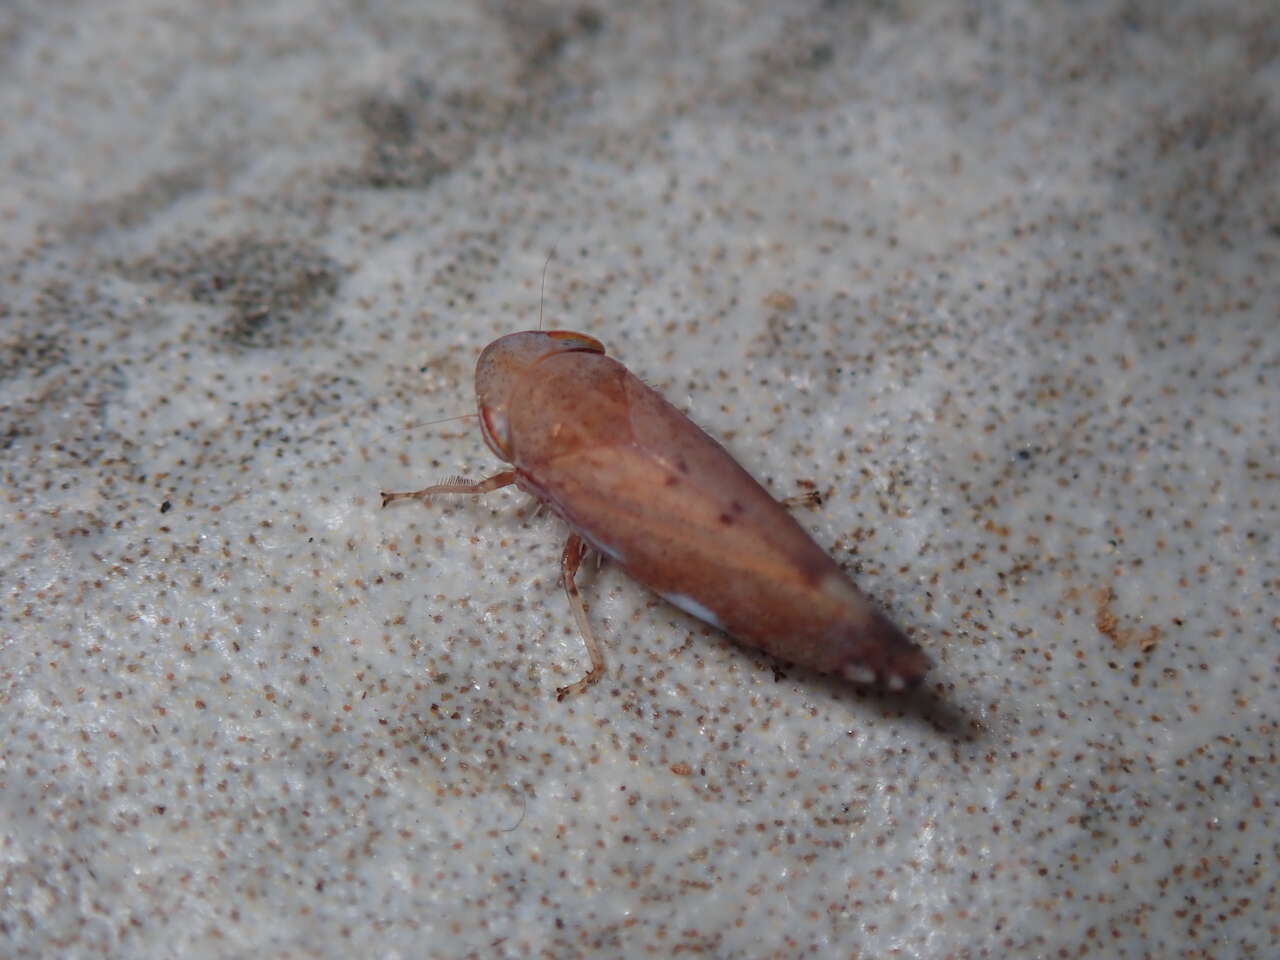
left=382, top=330, right=929, bottom=699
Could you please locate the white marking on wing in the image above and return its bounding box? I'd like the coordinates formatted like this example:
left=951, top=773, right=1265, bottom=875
left=842, top=664, right=877, bottom=686
left=663, top=593, right=723, bottom=630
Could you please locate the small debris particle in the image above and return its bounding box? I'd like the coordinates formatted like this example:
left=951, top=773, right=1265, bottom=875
left=762, top=290, right=797, bottom=312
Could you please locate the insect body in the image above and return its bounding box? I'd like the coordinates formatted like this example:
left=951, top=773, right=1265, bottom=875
left=382, top=330, right=929, bottom=699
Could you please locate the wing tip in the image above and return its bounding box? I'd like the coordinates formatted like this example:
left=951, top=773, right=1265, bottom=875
left=839, top=610, right=932, bottom=693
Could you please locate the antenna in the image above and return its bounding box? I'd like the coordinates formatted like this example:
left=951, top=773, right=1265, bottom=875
left=538, top=247, right=557, bottom=331
left=398, top=412, right=478, bottom=434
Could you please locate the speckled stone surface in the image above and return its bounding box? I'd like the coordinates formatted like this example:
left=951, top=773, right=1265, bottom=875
left=2, top=1, right=1277, bottom=957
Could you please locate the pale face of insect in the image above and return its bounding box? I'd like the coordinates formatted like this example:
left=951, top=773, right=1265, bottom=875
left=474, top=330, right=605, bottom=461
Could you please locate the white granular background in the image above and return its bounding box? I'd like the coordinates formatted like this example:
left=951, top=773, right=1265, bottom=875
left=1, top=2, right=1276, bottom=957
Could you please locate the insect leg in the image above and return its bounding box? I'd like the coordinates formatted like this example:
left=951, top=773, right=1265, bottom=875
left=380, top=470, right=517, bottom=508
left=779, top=490, right=823, bottom=510
left=554, top=532, right=606, bottom=701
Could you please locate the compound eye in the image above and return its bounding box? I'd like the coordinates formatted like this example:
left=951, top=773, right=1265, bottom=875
left=480, top=406, right=512, bottom=460
left=546, top=330, right=604, bottom=354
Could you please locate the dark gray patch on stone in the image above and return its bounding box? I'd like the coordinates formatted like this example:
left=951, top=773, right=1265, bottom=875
left=64, top=166, right=211, bottom=238
left=119, top=236, right=342, bottom=348
left=342, top=6, right=606, bottom=190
